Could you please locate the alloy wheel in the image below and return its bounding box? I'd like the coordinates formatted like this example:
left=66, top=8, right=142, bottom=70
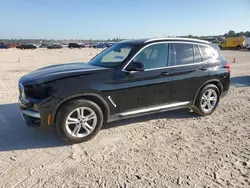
left=200, top=89, right=218, bottom=112
left=65, top=107, right=97, bottom=138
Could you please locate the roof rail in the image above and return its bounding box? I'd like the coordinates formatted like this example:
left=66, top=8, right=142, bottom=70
left=144, top=37, right=210, bottom=44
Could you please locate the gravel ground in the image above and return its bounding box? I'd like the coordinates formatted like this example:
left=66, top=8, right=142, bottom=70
left=0, top=48, right=249, bottom=188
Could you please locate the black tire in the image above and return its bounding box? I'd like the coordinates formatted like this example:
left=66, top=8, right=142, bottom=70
left=236, top=45, right=241, bottom=50
left=192, top=84, right=220, bottom=116
left=56, top=99, right=103, bottom=144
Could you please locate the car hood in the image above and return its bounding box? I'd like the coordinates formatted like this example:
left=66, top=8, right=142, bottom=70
left=19, top=62, right=108, bottom=85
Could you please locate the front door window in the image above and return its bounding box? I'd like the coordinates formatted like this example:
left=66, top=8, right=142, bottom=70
left=132, top=43, right=169, bottom=70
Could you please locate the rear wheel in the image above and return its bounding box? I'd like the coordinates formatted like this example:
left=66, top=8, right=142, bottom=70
left=56, top=100, right=103, bottom=144
left=192, top=84, right=220, bottom=116
left=236, top=45, right=241, bottom=50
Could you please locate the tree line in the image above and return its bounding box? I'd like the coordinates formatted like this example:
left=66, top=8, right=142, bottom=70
left=179, top=30, right=250, bottom=39
left=223, top=30, right=250, bottom=37
left=1, top=30, right=249, bottom=45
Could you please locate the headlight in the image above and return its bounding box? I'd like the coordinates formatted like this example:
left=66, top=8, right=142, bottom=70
left=19, top=82, right=26, bottom=99
left=24, top=84, right=52, bottom=99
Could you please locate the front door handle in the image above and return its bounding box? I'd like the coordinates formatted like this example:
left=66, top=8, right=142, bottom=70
left=160, top=72, right=170, bottom=76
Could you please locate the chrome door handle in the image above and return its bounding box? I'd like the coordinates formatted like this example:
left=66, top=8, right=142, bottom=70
left=161, top=72, right=170, bottom=76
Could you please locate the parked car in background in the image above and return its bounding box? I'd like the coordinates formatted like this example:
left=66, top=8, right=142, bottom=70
left=68, top=43, right=83, bottom=49
left=39, top=43, right=50, bottom=48
left=61, top=43, right=68, bottom=48
left=93, top=43, right=106, bottom=49
left=106, top=42, right=116, bottom=48
left=47, top=44, right=63, bottom=49
left=10, top=43, right=20, bottom=48
left=18, top=38, right=230, bottom=143
left=0, top=43, right=10, bottom=49
left=218, top=37, right=245, bottom=50
left=17, top=44, right=37, bottom=49
left=244, top=37, right=250, bottom=50
left=83, top=43, right=93, bottom=48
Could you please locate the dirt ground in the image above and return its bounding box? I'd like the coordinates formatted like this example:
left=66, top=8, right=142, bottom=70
left=0, top=48, right=249, bottom=188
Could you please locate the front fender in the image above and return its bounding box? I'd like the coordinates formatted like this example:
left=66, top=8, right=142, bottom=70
left=52, top=92, right=111, bottom=125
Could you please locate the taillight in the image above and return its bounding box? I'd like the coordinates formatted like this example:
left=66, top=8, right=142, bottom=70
left=225, top=62, right=230, bottom=73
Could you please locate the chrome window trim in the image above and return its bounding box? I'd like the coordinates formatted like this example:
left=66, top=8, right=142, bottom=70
left=122, top=41, right=215, bottom=72
left=144, top=38, right=210, bottom=44
left=122, top=41, right=170, bottom=71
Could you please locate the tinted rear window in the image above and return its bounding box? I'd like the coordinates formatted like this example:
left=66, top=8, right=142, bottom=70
left=199, top=45, right=215, bottom=61
left=175, top=43, right=194, bottom=65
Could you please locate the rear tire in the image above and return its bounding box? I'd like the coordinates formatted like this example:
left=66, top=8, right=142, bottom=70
left=192, top=84, right=220, bottom=116
left=56, top=99, right=103, bottom=144
left=236, top=45, right=241, bottom=50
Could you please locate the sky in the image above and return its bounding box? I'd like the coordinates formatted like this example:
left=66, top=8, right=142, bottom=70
left=0, top=0, right=249, bottom=39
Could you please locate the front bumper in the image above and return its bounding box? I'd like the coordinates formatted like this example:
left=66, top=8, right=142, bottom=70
left=19, top=96, right=42, bottom=127
left=18, top=94, right=55, bottom=129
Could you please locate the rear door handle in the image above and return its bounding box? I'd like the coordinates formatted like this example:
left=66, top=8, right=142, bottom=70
left=160, top=72, right=170, bottom=76
left=199, top=67, right=207, bottom=71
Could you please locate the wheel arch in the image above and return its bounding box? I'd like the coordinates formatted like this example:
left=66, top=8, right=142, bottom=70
left=52, top=93, right=110, bottom=125
left=193, top=79, right=223, bottom=105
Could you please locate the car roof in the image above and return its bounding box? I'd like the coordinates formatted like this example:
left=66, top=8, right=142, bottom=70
left=119, top=38, right=211, bottom=45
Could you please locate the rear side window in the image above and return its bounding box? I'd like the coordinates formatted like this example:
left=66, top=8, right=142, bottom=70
left=199, top=45, right=214, bottom=61
left=194, top=45, right=202, bottom=62
left=175, top=43, right=194, bottom=65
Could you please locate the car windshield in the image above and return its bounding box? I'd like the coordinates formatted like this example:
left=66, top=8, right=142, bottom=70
left=88, top=43, right=136, bottom=68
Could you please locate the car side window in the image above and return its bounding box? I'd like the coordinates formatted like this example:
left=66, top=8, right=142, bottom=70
left=199, top=45, right=214, bottom=61
left=175, top=43, right=194, bottom=65
left=194, top=44, right=203, bottom=62
left=133, top=43, right=169, bottom=69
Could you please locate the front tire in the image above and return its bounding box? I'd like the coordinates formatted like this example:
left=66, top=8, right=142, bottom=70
left=56, top=100, right=103, bottom=144
left=192, top=84, right=220, bottom=116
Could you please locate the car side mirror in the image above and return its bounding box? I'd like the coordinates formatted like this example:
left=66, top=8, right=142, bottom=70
left=127, top=62, right=145, bottom=72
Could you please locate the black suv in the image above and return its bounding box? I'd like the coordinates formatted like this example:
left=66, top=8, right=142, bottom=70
left=18, top=38, right=230, bottom=143
left=68, top=43, right=83, bottom=49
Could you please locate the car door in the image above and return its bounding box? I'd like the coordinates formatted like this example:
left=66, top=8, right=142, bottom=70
left=117, top=43, right=172, bottom=113
left=170, top=43, right=212, bottom=103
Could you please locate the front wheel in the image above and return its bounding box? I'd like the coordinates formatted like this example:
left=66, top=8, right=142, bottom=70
left=56, top=100, right=103, bottom=144
left=192, top=84, right=220, bottom=116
